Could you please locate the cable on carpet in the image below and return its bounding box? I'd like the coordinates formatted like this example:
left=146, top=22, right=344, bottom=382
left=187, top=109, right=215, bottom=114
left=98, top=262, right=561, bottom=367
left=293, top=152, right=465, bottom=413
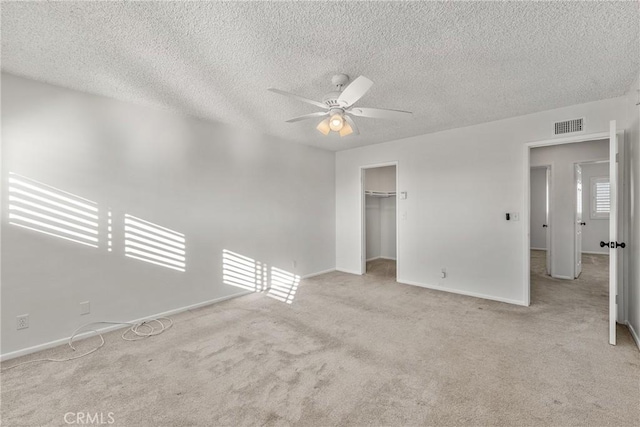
left=1, top=318, right=173, bottom=371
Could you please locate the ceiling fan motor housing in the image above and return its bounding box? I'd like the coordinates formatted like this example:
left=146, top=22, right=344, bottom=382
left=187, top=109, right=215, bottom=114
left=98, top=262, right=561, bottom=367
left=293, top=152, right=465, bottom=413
left=323, top=74, right=351, bottom=108
left=322, top=92, right=348, bottom=108
left=328, top=107, right=344, bottom=118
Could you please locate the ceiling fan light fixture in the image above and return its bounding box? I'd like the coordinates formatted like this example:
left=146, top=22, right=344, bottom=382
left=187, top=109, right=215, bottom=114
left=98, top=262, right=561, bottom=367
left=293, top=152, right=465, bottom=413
left=329, top=113, right=344, bottom=131
left=269, top=74, right=413, bottom=139
left=339, top=121, right=353, bottom=137
left=316, top=118, right=331, bottom=135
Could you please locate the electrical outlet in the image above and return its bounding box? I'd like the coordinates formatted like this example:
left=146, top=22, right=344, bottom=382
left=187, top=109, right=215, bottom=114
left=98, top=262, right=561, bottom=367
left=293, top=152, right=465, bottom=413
left=17, top=314, right=29, bottom=330
left=80, top=301, right=90, bottom=315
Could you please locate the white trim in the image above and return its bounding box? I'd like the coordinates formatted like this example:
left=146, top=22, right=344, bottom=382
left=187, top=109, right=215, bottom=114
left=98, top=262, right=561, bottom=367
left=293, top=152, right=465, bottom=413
left=301, top=268, right=335, bottom=279
left=626, top=322, right=640, bottom=351
left=523, top=139, right=532, bottom=306
left=552, top=274, right=574, bottom=280
left=336, top=268, right=362, bottom=275
left=528, top=131, right=609, bottom=148
left=530, top=247, right=548, bottom=251
left=397, top=278, right=527, bottom=306
left=574, top=162, right=582, bottom=279
left=582, top=250, right=609, bottom=255
left=0, top=290, right=251, bottom=361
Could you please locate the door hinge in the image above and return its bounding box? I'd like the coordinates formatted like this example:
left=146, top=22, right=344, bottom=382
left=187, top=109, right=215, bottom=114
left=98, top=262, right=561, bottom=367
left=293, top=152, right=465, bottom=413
left=616, top=153, right=620, bottom=163
left=616, top=294, right=619, bottom=305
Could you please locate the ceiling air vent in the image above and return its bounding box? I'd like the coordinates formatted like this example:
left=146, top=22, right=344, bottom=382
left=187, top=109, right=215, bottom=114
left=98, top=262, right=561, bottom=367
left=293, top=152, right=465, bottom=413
left=554, top=118, right=583, bottom=135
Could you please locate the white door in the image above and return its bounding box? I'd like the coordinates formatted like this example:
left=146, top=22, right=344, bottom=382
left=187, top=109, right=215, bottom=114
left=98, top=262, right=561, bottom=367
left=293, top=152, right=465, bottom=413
left=574, top=164, right=583, bottom=278
left=608, top=120, right=619, bottom=345
left=545, top=167, right=552, bottom=276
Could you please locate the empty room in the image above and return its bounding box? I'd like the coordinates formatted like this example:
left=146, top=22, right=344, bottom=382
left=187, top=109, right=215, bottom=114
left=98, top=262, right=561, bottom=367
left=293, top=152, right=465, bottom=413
left=1, top=2, right=639, bottom=426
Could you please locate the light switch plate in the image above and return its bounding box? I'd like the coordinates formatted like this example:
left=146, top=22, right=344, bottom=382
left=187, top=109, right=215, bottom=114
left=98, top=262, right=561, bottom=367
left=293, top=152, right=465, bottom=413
left=80, top=301, right=90, bottom=315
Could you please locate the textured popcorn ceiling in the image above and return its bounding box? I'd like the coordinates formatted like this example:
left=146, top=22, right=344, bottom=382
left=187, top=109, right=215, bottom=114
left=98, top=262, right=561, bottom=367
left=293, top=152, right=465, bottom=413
left=2, top=2, right=638, bottom=151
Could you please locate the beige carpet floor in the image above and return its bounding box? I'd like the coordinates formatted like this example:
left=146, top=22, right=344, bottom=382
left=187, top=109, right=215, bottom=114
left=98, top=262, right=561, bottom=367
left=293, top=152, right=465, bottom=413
left=1, top=255, right=638, bottom=426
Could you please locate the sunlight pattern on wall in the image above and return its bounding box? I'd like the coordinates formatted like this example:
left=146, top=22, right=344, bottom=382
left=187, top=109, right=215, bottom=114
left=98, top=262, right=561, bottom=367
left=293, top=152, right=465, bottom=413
left=222, top=250, right=300, bottom=304
left=107, top=210, right=113, bottom=252
left=124, top=214, right=186, bottom=272
left=8, top=173, right=99, bottom=248
left=267, top=267, right=300, bottom=304
left=222, top=250, right=268, bottom=292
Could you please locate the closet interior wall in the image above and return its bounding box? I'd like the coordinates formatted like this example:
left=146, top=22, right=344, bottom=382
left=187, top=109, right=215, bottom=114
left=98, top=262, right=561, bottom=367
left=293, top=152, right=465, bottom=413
left=365, top=166, right=397, bottom=261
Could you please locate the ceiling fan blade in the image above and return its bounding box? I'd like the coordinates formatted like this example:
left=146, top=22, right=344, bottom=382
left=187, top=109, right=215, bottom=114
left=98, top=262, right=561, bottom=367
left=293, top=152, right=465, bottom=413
left=348, top=107, right=413, bottom=121
left=268, top=88, right=328, bottom=109
left=285, top=111, right=329, bottom=123
left=337, top=76, right=373, bottom=107
left=316, top=118, right=331, bottom=135
left=342, top=115, right=359, bottom=136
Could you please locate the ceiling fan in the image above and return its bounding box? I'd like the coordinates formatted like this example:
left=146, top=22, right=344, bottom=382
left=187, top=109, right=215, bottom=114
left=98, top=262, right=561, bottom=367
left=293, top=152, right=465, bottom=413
left=268, top=74, right=412, bottom=137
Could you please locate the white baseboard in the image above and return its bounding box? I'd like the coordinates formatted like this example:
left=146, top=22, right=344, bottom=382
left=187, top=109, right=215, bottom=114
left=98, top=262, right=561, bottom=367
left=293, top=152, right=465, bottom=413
left=302, top=268, right=335, bottom=279
left=396, top=278, right=527, bottom=307
left=336, top=268, right=362, bottom=275
left=366, top=256, right=396, bottom=261
left=627, top=321, right=640, bottom=351
left=531, top=248, right=608, bottom=255
left=0, top=290, right=251, bottom=362
left=552, top=274, right=573, bottom=280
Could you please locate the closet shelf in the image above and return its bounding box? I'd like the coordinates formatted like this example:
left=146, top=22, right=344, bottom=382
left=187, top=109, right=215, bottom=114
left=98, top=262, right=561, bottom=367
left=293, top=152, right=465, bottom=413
left=365, top=190, right=396, bottom=198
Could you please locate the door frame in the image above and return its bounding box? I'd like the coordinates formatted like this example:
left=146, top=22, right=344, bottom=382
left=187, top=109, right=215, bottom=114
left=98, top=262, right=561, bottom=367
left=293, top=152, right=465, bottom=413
left=530, top=165, right=553, bottom=276
left=574, top=163, right=583, bottom=279
left=522, top=130, right=625, bottom=311
left=360, top=161, right=399, bottom=276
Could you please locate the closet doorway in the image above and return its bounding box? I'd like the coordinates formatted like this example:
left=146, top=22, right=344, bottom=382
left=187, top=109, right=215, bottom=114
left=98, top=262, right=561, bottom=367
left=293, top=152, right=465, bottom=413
left=361, top=163, right=398, bottom=279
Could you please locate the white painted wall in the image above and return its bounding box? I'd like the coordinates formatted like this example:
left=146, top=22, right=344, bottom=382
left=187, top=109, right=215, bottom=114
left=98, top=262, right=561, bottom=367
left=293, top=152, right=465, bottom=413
left=530, top=167, right=547, bottom=250
left=365, top=166, right=396, bottom=193
left=626, top=74, right=640, bottom=348
left=336, top=96, right=628, bottom=304
left=365, top=196, right=397, bottom=261
left=364, top=167, right=396, bottom=261
left=365, top=196, right=381, bottom=260
left=380, top=197, right=396, bottom=259
left=1, top=74, right=336, bottom=356
left=530, top=140, right=609, bottom=278
left=581, top=162, right=610, bottom=254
